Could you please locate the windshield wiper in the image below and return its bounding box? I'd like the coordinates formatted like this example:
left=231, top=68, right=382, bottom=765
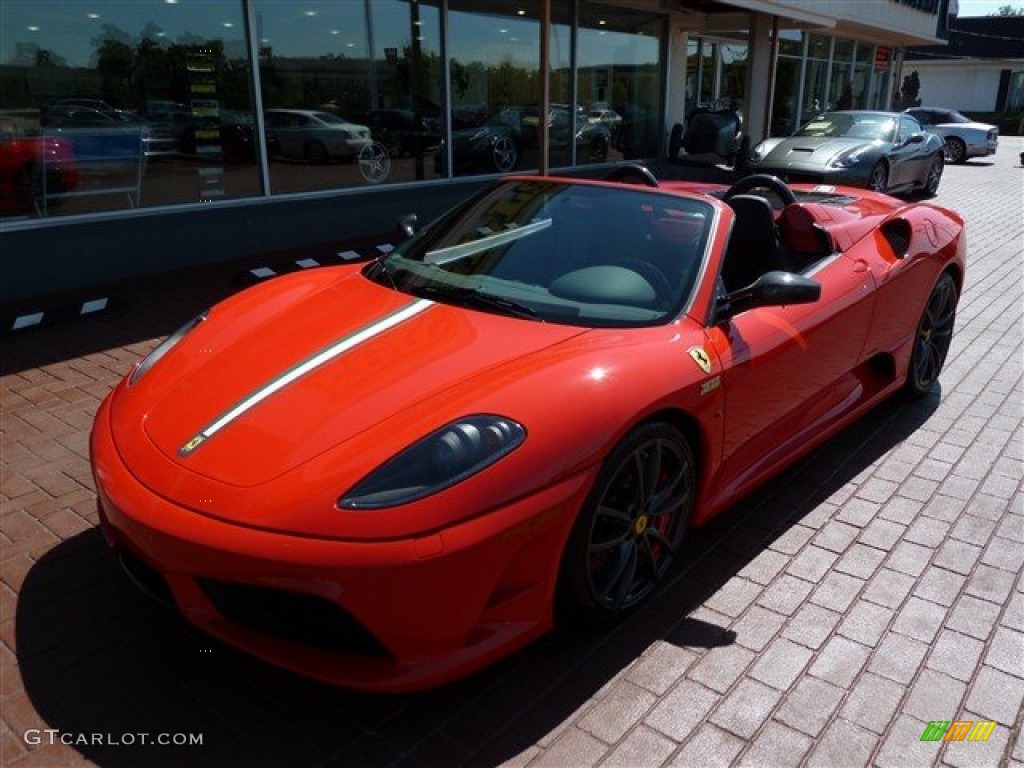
left=370, top=255, right=398, bottom=289
left=416, top=285, right=539, bottom=320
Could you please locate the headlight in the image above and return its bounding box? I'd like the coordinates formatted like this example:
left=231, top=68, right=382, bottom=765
left=339, top=414, right=526, bottom=509
left=831, top=147, right=870, bottom=168
left=129, top=311, right=207, bottom=385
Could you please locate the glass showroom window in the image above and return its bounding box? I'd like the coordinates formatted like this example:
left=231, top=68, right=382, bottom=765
left=853, top=41, right=873, bottom=110
left=0, top=1, right=259, bottom=224
left=771, top=30, right=803, bottom=136
left=801, top=33, right=832, bottom=124
left=829, top=39, right=855, bottom=111
left=444, top=1, right=546, bottom=177
left=252, top=1, right=442, bottom=191
left=578, top=4, right=664, bottom=162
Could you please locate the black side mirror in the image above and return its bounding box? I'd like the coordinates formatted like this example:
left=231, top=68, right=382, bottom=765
left=398, top=213, right=418, bottom=240
left=906, top=133, right=925, bottom=145
left=714, top=270, right=821, bottom=323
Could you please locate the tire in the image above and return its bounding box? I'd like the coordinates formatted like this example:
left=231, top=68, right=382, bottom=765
left=943, top=136, right=967, bottom=164
left=923, top=153, right=944, bottom=197
left=905, top=272, right=958, bottom=397
left=491, top=135, right=518, bottom=172
left=868, top=162, right=888, bottom=193
left=558, top=422, right=696, bottom=625
left=305, top=140, right=329, bottom=164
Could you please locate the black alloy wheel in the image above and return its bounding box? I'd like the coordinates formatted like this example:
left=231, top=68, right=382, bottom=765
left=559, top=422, right=695, bottom=623
left=906, top=272, right=958, bottom=396
left=943, top=136, right=967, bottom=164
left=923, top=153, right=944, bottom=197
left=868, top=162, right=889, bottom=193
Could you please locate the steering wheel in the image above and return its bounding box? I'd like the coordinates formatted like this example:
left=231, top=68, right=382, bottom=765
left=605, top=164, right=659, bottom=188
left=722, top=173, right=797, bottom=205
left=620, top=259, right=674, bottom=309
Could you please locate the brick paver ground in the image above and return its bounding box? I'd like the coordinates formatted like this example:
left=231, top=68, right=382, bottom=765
left=2, top=139, right=1022, bottom=768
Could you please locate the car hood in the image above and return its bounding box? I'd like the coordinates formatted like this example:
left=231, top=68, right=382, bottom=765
left=124, top=270, right=587, bottom=489
left=759, top=137, right=877, bottom=167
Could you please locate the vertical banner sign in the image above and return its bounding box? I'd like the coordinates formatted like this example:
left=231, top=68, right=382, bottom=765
left=188, top=48, right=226, bottom=201
left=874, top=46, right=891, bottom=70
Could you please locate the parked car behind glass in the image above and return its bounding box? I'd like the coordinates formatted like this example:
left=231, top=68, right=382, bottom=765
left=904, top=107, right=998, bottom=164
left=264, top=109, right=372, bottom=164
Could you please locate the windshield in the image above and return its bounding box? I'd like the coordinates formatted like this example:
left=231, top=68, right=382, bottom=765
left=796, top=112, right=896, bottom=142
left=368, top=180, right=715, bottom=328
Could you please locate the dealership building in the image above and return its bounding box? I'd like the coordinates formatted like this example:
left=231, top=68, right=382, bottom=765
left=0, top=0, right=952, bottom=305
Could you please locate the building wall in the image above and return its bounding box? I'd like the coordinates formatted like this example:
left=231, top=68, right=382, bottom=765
left=910, top=61, right=1014, bottom=112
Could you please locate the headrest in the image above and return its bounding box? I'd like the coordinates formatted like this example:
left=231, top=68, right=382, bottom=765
left=779, top=203, right=833, bottom=255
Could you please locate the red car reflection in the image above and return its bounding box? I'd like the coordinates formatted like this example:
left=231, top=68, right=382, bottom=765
left=0, top=117, right=79, bottom=217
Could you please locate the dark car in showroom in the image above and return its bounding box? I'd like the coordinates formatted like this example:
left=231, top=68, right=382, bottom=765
left=364, top=108, right=440, bottom=158
left=746, top=110, right=944, bottom=197
left=436, top=108, right=521, bottom=175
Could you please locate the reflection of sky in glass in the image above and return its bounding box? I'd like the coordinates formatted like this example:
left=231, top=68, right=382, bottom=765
left=1, top=0, right=658, bottom=70
left=1, top=1, right=247, bottom=67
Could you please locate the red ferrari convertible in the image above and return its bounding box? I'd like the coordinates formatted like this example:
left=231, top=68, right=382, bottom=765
left=90, top=167, right=965, bottom=692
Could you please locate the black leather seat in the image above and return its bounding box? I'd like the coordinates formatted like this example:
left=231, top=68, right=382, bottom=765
left=720, top=194, right=787, bottom=293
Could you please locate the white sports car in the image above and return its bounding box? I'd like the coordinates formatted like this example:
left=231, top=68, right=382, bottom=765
left=904, top=107, right=998, bottom=164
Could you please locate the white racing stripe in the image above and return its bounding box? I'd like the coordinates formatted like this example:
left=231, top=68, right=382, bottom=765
left=180, top=298, right=433, bottom=456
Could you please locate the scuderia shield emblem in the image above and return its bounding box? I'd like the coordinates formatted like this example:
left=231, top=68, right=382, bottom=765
left=687, top=346, right=712, bottom=374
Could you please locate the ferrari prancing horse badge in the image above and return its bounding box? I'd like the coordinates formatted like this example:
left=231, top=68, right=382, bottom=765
left=687, top=346, right=712, bottom=374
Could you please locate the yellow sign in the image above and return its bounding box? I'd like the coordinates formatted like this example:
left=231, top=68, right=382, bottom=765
left=688, top=346, right=712, bottom=374
left=179, top=435, right=205, bottom=456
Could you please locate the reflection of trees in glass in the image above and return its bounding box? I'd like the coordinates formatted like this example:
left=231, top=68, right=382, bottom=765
left=95, top=40, right=134, bottom=106
left=34, top=50, right=68, bottom=67
left=68, top=22, right=253, bottom=112
left=449, top=57, right=537, bottom=109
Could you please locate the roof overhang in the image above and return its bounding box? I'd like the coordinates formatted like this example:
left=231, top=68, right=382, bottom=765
left=708, top=0, right=837, bottom=29
left=833, top=18, right=945, bottom=47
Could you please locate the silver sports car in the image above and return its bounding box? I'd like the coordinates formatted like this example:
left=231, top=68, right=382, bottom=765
left=746, top=110, right=945, bottom=197
left=904, top=107, right=998, bottom=164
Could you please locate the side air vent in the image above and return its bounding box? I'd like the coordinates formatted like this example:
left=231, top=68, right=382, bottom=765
left=880, top=219, right=912, bottom=259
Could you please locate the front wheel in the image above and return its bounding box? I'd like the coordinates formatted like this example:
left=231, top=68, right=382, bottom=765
left=905, top=272, right=958, bottom=397
left=558, top=422, right=695, bottom=624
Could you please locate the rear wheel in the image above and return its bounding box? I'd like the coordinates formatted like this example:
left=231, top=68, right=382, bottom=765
left=906, top=272, right=958, bottom=396
left=559, top=422, right=695, bottom=624
left=491, top=136, right=518, bottom=172
left=588, top=136, right=609, bottom=163
left=868, top=162, right=888, bottom=193
left=943, top=136, right=967, bottom=164
left=305, top=140, right=329, bottom=164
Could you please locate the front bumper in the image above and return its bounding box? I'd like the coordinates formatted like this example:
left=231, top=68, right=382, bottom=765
left=90, top=395, right=592, bottom=692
